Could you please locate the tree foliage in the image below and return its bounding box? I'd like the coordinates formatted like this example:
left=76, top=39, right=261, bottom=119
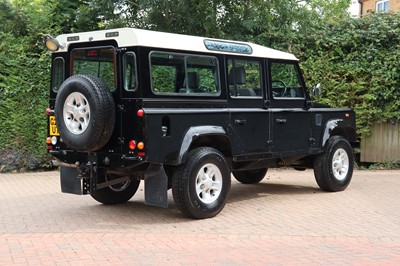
left=0, top=0, right=399, bottom=170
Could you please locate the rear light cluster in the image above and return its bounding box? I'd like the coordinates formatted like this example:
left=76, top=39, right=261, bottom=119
left=45, top=108, right=57, bottom=150
left=46, top=136, right=58, bottom=145
left=129, top=109, right=146, bottom=157
left=46, top=136, right=58, bottom=150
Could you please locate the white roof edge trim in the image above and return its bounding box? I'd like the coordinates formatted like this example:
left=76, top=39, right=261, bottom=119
left=54, top=27, right=298, bottom=61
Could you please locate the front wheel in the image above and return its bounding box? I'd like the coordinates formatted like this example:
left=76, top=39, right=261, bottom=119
left=172, top=147, right=231, bottom=219
left=314, top=136, right=354, bottom=192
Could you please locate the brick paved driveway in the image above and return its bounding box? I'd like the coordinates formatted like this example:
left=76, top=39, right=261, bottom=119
left=1, top=169, right=399, bottom=265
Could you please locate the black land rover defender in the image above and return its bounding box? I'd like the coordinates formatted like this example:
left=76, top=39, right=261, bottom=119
left=44, top=28, right=357, bottom=219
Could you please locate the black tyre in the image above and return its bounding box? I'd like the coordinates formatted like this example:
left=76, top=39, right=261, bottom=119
left=314, top=136, right=354, bottom=192
left=55, top=75, right=115, bottom=152
left=172, top=147, right=231, bottom=219
left=232, top=168, right=268, bottom=184
left=91, top=174, right=140, bottom=205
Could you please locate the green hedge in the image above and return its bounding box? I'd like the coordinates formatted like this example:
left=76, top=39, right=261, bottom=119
left=294, top=13, right=400, bottom=137
left=1, top=5, right=399, bottom=171
left=0, top=32, right=51, bottom=171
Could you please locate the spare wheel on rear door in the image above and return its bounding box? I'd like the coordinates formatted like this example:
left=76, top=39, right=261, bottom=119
left=55, top=75, right=116, bottom=152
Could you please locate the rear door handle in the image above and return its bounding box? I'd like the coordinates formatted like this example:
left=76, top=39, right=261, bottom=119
left=234, top=119, right=247, bottom=125
left=275, top=118, right=287, bottom=123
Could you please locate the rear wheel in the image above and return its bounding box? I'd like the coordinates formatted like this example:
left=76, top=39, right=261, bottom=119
left=232, top=168, right=268, bottom=184
left=172, top=147, right=231, bottom=219
left=314, top=136, right=354, bottom=192
left=91, top=174, right=140, bottom=204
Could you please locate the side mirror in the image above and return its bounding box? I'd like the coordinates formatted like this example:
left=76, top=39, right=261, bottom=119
left=311, top=83, right=323, bottom=98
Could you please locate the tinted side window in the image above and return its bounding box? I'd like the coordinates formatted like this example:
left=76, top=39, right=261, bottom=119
left=123, top=52, right=137, bottom=91
left=152, top=64, right=177, bottom=93
left=228, top=59, right=262, bottom=98
left=271, top=62, right=304, bottom=99
left=52, top=57, right=65, bottom=92
left=150, top=52, right=220, bottom=95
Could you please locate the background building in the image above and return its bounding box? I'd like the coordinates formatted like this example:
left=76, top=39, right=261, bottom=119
left=360, top=0, right=400, bottom=16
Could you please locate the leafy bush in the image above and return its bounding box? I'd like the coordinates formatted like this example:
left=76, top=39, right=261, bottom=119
left=294, top=13, right=400, bottom=137
left=1, top=1, right=400, bottom=171
left=0, top=32, right=51, bottom=172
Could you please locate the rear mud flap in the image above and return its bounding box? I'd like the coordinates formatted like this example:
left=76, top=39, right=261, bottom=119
left=144, top=164, right=168, bottom=208
left=60, top=166, right=89, bottom=195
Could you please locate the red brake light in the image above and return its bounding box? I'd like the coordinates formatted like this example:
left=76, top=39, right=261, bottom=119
left=137, top=109, right=144, bottom=117
left=87, top=51, right=97, bottom=57
left=46, top=108, right=54, bottom=116
left=129, top=140, right=136, bottom=150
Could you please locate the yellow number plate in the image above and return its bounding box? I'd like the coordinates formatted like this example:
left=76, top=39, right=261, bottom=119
left=49, top=116, right=60, bottom=136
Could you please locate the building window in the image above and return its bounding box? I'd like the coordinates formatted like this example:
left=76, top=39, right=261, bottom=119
left=376, top=0, right=389, bottom=13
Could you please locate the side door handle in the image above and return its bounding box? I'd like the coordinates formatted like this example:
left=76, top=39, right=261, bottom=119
left=234, top=119, right=247, bottom=125
left=275, top=118, right=287, bottom=123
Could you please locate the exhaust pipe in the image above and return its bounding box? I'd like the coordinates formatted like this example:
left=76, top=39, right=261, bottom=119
left=51, top=160, right=80, bottom=168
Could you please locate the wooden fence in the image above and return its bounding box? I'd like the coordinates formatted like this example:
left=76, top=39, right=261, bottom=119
left=360, top=122, right=400, bottom=163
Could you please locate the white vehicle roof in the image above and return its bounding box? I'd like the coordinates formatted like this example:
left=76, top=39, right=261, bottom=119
left=54, top=28, right=298, bottom=61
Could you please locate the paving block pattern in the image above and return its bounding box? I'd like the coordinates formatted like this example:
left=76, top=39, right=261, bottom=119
left=1, top=169, right=400, bottom=265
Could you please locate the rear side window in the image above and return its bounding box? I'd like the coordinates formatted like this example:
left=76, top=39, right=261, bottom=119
left=123, top=52, right=137, bottom=91
left=150, top=52, right=220, bottom=95
left=52, top=57, right=65, bottom=92
left=228, top=59, right=262, bottom=98
left=71, top=47, right=116, bottom=90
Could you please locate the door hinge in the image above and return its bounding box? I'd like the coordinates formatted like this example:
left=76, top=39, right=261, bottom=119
left=264, top=100, right=270, bottom=109
left=267, top=140, right=273, bottom=148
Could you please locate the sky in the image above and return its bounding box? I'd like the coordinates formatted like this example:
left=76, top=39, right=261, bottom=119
left=348, top=0, right=361, bottom=17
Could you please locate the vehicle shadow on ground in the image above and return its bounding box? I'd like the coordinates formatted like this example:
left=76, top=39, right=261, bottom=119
left=229, top=182, right=321, bottom=203
left=71, top=181, right=322, bottom=223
